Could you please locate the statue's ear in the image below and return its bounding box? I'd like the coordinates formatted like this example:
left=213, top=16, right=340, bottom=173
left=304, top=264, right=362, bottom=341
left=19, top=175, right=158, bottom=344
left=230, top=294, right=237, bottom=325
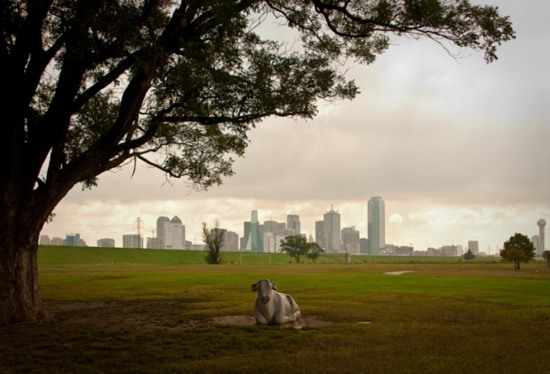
left=251, top=283, right=258, bottom=292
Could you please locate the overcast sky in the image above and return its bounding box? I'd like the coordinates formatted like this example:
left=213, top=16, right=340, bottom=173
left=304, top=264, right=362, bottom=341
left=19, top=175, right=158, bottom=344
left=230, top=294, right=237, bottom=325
left=42, top=0, right=550, bottom=253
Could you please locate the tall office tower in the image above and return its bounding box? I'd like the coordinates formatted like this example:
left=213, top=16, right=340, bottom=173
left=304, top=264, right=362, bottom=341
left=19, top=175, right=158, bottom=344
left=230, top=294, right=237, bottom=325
left=537, top=219, right=546, bottom=256
left=368, top=196, right=385, bottom=255
left=287, top=215, right=301, bottom=236
left=223, top=231, right=239, bottom=251
left=245, top=210, right=263, bottom=252
left=342, top=226, right=360, bottom=253
left=315, top=220, right=324, bottom=247
left=262, top=220, right=286, bottom=236
left=156, top=216, right=170, bottom=247
left=468, top=240, right=479, bottom=255
left=323, top=208, right=341, bottom=252
left=163, top=216, right=185, bottom=249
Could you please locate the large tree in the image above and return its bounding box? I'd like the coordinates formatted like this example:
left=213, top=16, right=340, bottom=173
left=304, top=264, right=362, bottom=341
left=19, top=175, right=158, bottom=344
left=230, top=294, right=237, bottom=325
left=0, top=0, right=514, bottom=324
left=280, top=235, right=323, bottom=263
left=500, top=233, right=536, bottom=271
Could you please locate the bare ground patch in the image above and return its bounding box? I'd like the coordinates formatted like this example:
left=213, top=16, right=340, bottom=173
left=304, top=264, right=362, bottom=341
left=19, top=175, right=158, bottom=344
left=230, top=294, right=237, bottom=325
left=36, top=300, right=332, bottom=333
left=384, top=271, right=416, bottom=275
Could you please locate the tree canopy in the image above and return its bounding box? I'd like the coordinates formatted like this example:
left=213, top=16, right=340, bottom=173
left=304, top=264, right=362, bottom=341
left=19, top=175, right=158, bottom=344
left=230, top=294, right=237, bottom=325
left=0, top=0, right=514, bottom=324
left=463, top=249, right=475, bottom=261
left=542, top=250, right=550, bottom=268
left=202, top=221, right=224, bottom=264
left=280, top=235, right=324, bottom=263
left=500, top=233, right=535, bottom=271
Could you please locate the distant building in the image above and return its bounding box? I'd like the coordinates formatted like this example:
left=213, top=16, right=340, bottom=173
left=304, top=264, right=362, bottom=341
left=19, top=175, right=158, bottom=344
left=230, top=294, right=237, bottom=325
left=39, top=235, right=50, bottom=245
left=123, top=234, right=143, bottom=248
left=341, top=226, right=360, bottom=253
left=360, top=238, right=369, bottom=254
left=146, top=237, right=162, bottom=249
left=50, top=237, right=64, bottom=245
left=368, top=196, right=385, bottom=255
left=262, top=220, right=286, bottom=236
left=468, top=240, right=479, bottom=255
left=323, top=208, right=341, bottom=252
left=244, top=210, right=262, bottom=252
left=156, top=216, right=170, bottom=247
left=315, top=220, right=324, bottom=248
left=440, top=245, right=462, bottom=257
left=162, top=216, right=185, bottom=249
left=287, top=215, right=301, bottom=236
left=222, top=230, right=239, bottom=251
left=263, top=232, right=285, bottom=253
left=532, top=235, right=540, bottom=255
left=66, top=233, right=81, bottom=247
left=97, top=238, right=115, bottom=248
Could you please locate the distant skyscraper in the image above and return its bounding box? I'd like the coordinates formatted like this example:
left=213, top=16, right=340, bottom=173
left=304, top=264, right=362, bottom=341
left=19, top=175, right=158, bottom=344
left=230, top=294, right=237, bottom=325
left=537, top=219, right=546, bottom=256
left=323, top=208, right=341, bottom=252
left=342, top=226, right=360, bottom=253
left=315, top=220, right=324, bottom=247
left=163, top=216, right=185, bottom=249
left=223, top=230, right=239, bottom=251
left=468, top=240, right=479, bottom=255
left=244, top=210, right=263, bottom=252
left=156, top=216, right=170, bottom=247
left=287, top=215, right=301, bottom=236
left=368, top=196, right=385, bottom=255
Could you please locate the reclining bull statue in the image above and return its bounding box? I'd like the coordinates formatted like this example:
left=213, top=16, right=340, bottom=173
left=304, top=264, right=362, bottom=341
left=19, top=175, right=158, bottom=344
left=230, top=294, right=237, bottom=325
left=251, top=279, right=301, bottom=325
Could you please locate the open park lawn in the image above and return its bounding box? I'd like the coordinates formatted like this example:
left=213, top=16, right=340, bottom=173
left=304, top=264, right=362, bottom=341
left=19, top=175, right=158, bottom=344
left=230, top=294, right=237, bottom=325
left=1, top=248, right=549, bottom=373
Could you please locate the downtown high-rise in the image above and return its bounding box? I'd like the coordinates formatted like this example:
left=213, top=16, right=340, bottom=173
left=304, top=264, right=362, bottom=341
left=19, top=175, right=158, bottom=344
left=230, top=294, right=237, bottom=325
left=368, top=196, right=385, bottom=255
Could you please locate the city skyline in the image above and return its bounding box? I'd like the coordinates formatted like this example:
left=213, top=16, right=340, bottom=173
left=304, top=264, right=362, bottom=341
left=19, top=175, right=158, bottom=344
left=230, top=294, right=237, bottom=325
left=39, top=1, right=549, bottom=254
left=41, top=206, right=547, bottom=256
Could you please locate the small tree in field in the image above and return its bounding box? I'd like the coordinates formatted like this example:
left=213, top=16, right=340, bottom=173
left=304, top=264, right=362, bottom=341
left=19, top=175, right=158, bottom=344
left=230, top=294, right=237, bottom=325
left=500, top=233, right=535, bottom=271
left=280, top=235, right=308, bottom=263
left=463, top=249, right=475, bottom=261
left=307, top=242, right=324, bottom=263
left=202, top=221, right=224, bottom=264
left=543, top=250, right=550, bottom=268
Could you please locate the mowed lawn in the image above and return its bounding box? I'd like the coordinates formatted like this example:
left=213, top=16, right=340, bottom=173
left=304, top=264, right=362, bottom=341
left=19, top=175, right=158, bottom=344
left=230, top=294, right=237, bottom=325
left=1, top=247, right=549, bottom=373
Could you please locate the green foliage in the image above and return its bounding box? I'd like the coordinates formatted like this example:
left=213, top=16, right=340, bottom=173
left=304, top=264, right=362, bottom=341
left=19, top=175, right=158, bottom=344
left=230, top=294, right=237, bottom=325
left=543, top=250, right=550, bottom=268
left=463, top=249, right=475, bottom=261
left=279, top=235, right=324, bottom=263
left=2, top=0, right=515, bottom=201
left=202, top=221, right=224, bottom=264
left=500, top=233, right=536, bottom=271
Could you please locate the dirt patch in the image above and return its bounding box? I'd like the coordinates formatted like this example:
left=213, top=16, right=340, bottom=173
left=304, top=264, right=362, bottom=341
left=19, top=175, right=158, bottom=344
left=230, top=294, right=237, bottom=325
left=212, top=315, right=333, bottom=329
left=384, top=271, right=415, bottom=275
left=37, top=301, right=332, bottom=333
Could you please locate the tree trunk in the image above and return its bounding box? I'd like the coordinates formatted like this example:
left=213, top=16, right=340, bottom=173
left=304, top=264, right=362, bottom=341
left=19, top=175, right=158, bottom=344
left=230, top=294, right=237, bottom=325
left=0, top=216, right=48, bottom=325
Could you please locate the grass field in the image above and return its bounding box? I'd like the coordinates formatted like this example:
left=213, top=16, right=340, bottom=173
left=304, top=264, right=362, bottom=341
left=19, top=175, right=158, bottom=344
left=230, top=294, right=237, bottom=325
left=1, top=246, right=549, bottom=373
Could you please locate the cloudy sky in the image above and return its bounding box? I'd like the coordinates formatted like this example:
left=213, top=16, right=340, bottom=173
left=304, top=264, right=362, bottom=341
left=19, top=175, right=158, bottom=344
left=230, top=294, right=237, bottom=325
left=42, top=0, right=550, bottom=253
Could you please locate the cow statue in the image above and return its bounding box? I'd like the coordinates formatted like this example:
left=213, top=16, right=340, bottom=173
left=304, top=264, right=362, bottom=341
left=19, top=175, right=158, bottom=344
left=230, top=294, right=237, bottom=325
left=251, top=279, right=301, bottom=325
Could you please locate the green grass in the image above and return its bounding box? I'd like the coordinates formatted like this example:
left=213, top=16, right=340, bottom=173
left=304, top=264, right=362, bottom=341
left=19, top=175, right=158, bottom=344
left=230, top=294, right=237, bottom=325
left=39, top=245, right=505, bottom=265
left=1, top=247, right=549, bottom=373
